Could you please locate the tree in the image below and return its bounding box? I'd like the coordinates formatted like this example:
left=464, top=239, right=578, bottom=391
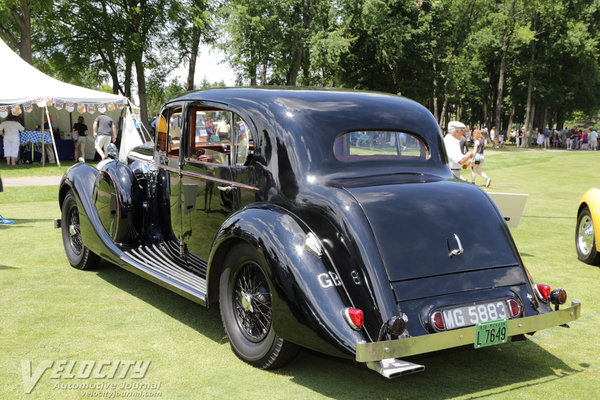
left=170, top=0, right=214, bottom=90
left=0, top=0, right=51, bottom=63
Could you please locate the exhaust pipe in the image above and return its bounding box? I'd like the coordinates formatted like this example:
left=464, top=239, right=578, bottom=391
left=366, top=358, right=425, bottom=379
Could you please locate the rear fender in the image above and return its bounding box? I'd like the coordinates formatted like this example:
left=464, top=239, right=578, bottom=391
left=208, top=205, right=366, bottom=358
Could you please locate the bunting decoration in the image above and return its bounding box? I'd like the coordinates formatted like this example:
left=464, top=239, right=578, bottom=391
left=77, top=104, right=85, bottom=114
left=0, top=106, right=8, bottom=118
left=46, top=98, right=53, bottom=107
left=11, top=105, right=21, bottom=116
left=87, top=103, right=96, bottom=114
left=97, top=103, right=106, bottom=114
left=54, top=99, right=64, bottom=110
left=117, top=101, right=126, bottom=110
left=35, top=97, right=46, bottom=107
left=23, top=102, right=33, bottom=113
left=65, top=102, right=75, bottom=112
left=108, top=103, right=115, bottom=112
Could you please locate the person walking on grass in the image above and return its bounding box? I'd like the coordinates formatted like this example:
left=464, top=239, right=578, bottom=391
left=471, top=129, right=491, bottom=188
left=443, top=121, right=474, bottom=181
left=93, top=111, right=117, bottom=160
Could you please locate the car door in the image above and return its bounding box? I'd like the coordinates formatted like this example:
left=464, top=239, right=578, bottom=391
left=180, top=104, right=257, bottom=263
left=155, top=103, right=185, bottom=244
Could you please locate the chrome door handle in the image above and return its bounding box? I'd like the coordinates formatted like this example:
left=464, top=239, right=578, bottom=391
left=217, top=185, right=234, bottom=192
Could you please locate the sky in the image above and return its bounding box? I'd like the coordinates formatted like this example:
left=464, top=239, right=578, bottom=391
left=173, top=44, right=237, bottom=87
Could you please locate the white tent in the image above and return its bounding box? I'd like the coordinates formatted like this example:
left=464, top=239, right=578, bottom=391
left=0, top=39, right=136, bottom=166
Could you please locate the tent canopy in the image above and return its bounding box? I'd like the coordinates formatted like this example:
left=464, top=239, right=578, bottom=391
left=0, top=39, right=126, bottom=105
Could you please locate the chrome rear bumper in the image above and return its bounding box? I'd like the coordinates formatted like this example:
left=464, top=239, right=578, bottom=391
left=356, top=300, right=581, bottom=363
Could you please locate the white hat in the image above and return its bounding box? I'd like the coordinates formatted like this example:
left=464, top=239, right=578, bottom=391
left=448, top=121, right=466, bottom=133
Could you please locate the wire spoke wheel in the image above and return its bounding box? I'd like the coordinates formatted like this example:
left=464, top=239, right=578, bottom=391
left=61, top=190, right=99, bottom=270
left=233, top=262, right=272, bottom=342
left=68, top=205, right=83, bottom=256
left=219, top=243, right=299, bottom=369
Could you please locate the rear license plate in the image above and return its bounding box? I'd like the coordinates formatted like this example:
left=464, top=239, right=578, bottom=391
left=441, top=300, right=509, bottom=330
left=474, top=318, right=509, bottom=348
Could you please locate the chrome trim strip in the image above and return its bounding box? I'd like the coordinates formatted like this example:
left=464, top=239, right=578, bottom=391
left=356, top=300, right=581, bottom=362
left=157, top=164, right=259, bottom=191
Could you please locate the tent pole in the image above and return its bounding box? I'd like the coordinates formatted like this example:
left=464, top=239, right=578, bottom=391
left=44, top=105, right=61, bottom=167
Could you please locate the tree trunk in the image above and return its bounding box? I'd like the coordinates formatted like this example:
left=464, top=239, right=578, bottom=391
left=286, top=0, right=312, bottom=86
left=2, top=0, right=33, bottom=64
left=134, top=57, right=150, bottom=132
left=249, top=45, right=257, bottom=86
left=124, top=58, right=133, bottom=100
left=261, top=64, right=267, bottom=85
left=494, top=0, right=517, bottom=148
left=523, top=13, right=538, bottom=148
left=186, top=27, right=201, bottom=91
left=440, top=97, right=449, bottom=130
left=507, top=106, right=515, bottom=135
left=432, top=60, right=439, bottom=122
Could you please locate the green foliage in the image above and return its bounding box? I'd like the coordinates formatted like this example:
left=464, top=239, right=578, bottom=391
left=3, top=0, right=600, bottom=131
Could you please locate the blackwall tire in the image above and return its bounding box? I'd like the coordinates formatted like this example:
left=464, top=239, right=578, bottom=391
left=576, top=206, right=600, bottom=265
left=61, top=190, right=100, bottom=270
left=219, top=243, right=299, bottom=369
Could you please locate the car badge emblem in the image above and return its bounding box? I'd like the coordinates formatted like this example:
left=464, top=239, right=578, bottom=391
left=448, top=234, right=464, bottom=257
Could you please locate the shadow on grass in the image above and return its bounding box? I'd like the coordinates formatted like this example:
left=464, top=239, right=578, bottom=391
left=92, top=261, right=581, bottom=399
left=94, top=261, right=225, bottom=343
left=0, top=265, right=18, bottom=270
left=283, top=343, right=581, bottom=399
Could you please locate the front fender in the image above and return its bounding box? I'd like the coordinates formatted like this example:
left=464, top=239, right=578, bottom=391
left=208, top=205, right=367, bottom=358
left=59, top=162, right=128, bottom=265
left=579, top=188, right=600, bottom=247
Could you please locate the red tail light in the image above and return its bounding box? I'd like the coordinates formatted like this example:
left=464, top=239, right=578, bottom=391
left=431, top=311, right=445, bottom=331
left=344, top=307, right=364, bottom=330
left=534, top=284, right=552, bottom=303
left=507, top=299, right=522, bottom=317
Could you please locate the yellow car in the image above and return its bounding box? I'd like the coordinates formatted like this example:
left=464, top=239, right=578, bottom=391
left=576, top=188, right=600, bottom=264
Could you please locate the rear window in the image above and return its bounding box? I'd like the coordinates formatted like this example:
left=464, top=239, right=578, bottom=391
left=333, top=131, right=429, bottom=161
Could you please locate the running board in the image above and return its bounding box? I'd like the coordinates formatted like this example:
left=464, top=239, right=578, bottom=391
left=121, top=242, right=207, bottom=303
left=366, top=358, right=425, bottom=379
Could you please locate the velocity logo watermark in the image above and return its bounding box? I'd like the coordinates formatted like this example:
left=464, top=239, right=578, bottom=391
left=21, top=359, right=152, bottom=394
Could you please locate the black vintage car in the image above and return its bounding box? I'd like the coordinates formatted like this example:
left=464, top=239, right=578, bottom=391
left=57, top=88, right=580, bottom=378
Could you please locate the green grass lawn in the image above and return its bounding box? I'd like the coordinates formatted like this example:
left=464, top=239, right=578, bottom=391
left=1, top=150, right=599, bottom=399
left=0, top=161, right=77, bottom=178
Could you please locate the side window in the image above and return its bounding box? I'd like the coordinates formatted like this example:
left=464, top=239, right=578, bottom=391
left=188, top=107, right=253, bottom=166
left=168, top=108, right=182, bottom=159
left=233, top=114, right=253, bottom=166
left=156, top=112, right=168, bottom=154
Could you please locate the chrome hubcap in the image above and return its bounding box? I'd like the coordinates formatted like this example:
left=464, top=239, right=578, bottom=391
left=577, top=215, right=594, bottom=257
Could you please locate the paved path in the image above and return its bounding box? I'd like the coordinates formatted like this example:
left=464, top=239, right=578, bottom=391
left=2, top=176, right=62, bottom=187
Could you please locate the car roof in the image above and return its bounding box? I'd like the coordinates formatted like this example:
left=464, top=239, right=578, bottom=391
left=170, top=87, right=447, bottom=178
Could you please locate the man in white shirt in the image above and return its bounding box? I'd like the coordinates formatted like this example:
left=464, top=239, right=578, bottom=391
left=443, top=121, right=473, bottom=180
left=0, top=115, right=25, bottom=165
